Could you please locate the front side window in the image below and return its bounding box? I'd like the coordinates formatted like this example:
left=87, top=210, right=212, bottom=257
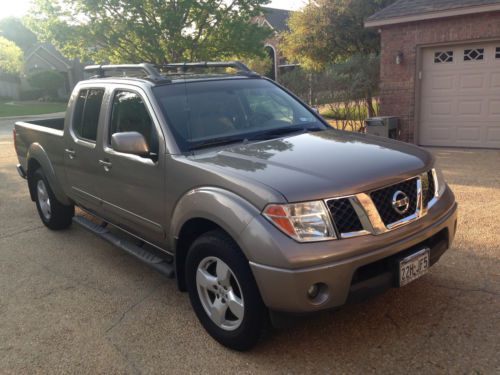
left=153, top=79, right=325, bottom=151
left=72, top=88, right=104, bottom=142
left=109, top=90, right=158, bottom=154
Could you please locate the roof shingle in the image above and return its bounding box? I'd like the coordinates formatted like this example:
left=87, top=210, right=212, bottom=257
left=262, top=7, right=292, bottom=32
left=367, top=0, right=500, bottom=22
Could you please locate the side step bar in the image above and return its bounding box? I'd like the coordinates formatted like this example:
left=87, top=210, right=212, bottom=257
left=73, top=215, right=175, bottom=279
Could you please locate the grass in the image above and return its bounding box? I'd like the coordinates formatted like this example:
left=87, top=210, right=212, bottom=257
left=0, top=101, right=67, bottom=118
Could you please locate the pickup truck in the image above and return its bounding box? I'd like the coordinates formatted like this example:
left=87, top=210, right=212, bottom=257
left=14, top=62, right=458, bottom=350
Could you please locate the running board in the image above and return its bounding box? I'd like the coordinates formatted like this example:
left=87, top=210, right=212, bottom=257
left=73, top=215, right=175, bottom=279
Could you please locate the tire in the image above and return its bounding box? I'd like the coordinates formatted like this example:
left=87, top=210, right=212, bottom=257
left=185, top=230, right=267, bottom=351
left=33, top=168, right=74, bottom=230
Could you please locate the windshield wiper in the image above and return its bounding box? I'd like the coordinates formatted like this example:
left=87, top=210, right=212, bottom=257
left=249, top=125, right=324, bottom=141
left=189, top=137, right=246, bottom=151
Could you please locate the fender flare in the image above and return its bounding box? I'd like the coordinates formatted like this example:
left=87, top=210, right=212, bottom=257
left=27, top=143, right=72, bottom=205
left=170, top=187, right=261, bottom=257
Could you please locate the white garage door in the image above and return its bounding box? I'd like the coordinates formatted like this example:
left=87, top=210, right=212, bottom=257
left=420, top=41, right=500, bottom=148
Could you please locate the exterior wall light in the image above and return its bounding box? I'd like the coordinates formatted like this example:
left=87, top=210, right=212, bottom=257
left=396, top=51, right=404, bottom=65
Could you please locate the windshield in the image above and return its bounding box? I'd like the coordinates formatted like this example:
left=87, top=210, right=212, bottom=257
left=152, top=79, right=326, bottom=152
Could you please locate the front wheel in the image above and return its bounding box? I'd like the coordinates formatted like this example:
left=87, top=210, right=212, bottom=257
left=185, top=230, right=267, bottom=351
left=33, top=168, right=74, bottom=230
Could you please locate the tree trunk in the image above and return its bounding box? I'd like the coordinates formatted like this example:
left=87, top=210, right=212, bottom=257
left=366, top=96, right=376, bottom=118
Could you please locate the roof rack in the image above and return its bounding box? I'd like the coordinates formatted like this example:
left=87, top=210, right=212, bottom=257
left=83, top=61, right=260, bottom=81
left=160, top=61, right=250, bottom=71
left=84, top=63, right=165, bottom=81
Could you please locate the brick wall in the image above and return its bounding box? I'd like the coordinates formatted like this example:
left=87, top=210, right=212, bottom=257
left=379, top=11, right=500, bottom=143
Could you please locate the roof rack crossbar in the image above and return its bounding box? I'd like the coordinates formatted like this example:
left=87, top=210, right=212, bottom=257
left=84, top=63, right=164, bottom=80
left=159, top=61, right=252, bottom=72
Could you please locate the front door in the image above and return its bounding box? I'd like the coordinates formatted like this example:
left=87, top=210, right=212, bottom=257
left=64, top=87, right=105, bottom=211
left=97, top=88, right=166, bottom=246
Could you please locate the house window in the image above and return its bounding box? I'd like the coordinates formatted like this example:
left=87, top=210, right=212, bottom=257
left=464, top=48, right=484, bottom=61
left=496, top=47, right=500, bottom=59
left=434, top=51, right=453, bottom=63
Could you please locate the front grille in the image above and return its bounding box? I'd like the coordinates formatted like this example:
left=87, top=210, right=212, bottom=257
left=423, top=170, right=435, bottom=207
left=370, top=177, right=418, bottom=226
left=326, top=198, right=363, bottom=234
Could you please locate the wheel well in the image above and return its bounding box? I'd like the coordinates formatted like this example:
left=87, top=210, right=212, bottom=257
left=27, top=159, right=41, bottom=201
left=175, top=218, right=224, bottom=291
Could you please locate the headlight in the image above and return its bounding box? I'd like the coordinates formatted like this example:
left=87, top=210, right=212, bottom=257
left=263, top=201, right=337, bottom=242
left=432, top=167, right=447, bottom=198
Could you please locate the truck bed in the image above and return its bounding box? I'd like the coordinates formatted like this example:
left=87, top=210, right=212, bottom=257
left=14, top=116, right=66, bottom=177
left=20, top=117, right=65, bottom=131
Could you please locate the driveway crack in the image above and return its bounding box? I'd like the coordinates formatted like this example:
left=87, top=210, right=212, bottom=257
left=105, top=282, right=165, bottom=334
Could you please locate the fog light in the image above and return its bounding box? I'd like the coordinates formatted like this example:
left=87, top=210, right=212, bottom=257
left=307, top=284, right=320, bottom=299
left=306, top=282, right=329, bottom=305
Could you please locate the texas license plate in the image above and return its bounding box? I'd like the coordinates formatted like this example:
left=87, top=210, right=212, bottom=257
left=398, top=248, right=430, bottom=287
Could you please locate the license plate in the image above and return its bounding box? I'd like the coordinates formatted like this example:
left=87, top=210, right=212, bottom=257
left=398, top=248, right=430, bottom=287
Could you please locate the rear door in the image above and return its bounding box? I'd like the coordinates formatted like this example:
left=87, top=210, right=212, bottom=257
left=96, top=87, right=166, bottom=245
left=64, top=87, right=105, bottom=211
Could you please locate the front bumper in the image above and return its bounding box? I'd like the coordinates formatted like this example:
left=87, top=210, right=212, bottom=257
left=16, top=164, right=27, bottom=179
left=246, top=193, right=458, bottom=313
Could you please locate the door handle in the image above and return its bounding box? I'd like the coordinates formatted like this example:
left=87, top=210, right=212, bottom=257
left=98, top=159, right=112, bottom=171
left=64, top=149, right=76, bottom=159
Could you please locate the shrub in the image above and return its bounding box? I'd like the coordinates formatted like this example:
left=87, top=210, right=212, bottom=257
left=19, top=89, right=43, bottom=100
left=27, top=70, right=65, bottom=98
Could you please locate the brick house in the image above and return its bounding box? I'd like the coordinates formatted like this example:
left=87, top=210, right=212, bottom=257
left=254, top=7, right=297, bottom=81
left=23, top=43, right=84, bottom=98
left=366, top=0, right=500, bottom=149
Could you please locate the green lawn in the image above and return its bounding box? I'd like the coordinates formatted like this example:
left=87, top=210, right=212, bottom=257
left=0, top=101, right=67, bottom=117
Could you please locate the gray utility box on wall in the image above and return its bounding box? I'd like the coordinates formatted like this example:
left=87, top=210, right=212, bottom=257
left=365, top=116, right=399, bottom=139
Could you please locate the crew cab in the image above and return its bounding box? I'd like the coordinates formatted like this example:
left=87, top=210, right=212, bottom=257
left=13, top=62, right=458, bottom=350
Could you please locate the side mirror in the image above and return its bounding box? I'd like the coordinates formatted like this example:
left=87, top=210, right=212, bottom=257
left=311, top=107, right=320, bottom=114
left=111, top=131, right=149, bottom=157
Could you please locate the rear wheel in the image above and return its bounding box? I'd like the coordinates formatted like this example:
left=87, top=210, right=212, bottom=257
left=33, top=168, right=74, bottom=230
left=186, top=230, right=267, bottom=351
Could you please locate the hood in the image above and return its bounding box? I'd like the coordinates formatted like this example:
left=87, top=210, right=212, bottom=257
left=190, top=130, right=433, bottom=202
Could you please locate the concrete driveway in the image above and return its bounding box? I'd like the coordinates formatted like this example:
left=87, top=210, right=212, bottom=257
left=0, top=128, right=498, bottom=373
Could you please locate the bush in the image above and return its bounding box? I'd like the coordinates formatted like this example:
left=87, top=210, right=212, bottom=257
left=19, top=89, right=44, bottom=101
left=27, top=70, right=65, bottom=98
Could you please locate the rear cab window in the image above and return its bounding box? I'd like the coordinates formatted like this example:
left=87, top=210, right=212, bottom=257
left=72, top=88, right=105, bottom=142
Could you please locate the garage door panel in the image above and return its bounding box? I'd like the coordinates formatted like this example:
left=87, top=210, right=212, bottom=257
left=431, top=74, right=455, bottom=90
left=491, top=72, right=500, bottom=87
left=489, top=100, right=500, bottom=116
left=458, top=100, right=482, bottom=116
left=485, top=127, right=500, bottom=147
left=456, top=127, right=481, bottom=143
left=419, top=125, right=455, bottom=144
left=460, top=73, right=485, bottom=89
left=430, top=100, right=454, bottom=116
left=420, top=41, right=500, bottom=149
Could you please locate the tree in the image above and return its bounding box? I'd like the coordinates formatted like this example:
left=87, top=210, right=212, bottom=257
left=0, top=17, right=37, bottom=51
left=27, top=0, right=273, bottom=64
left=0, top=37, right=23, bottom=74
left=27, top=70, right=65, bottom=98
left=281, top=0, right=396, bottom=70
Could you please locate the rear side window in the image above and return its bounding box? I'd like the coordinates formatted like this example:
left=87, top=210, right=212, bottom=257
left=109, top=90, right=158, bottom=154
left=72, top=88, right=105, bottom=142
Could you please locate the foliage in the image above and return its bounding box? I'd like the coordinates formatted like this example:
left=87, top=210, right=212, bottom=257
left=0, top=36, right=23, bottom=74
left=0, top=17, right=37, bottom=51
left=281, top=0, right=396, bottom=70
left=242, top=54, right=273, bottom=76
left=280, top=54, right=380, bottom=132
left=27, top=0, right=273, bottom=64
left=27, top=70, right=65, bottom=98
